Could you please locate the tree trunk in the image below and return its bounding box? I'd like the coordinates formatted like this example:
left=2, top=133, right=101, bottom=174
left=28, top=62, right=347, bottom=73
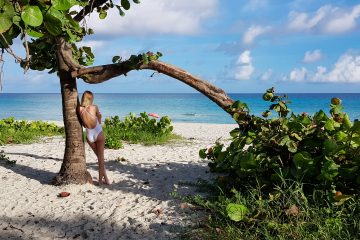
left=52, top=46, right=92, bottom=185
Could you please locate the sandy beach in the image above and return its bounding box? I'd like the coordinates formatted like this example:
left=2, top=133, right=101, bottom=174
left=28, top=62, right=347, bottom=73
left=0, top=123, right=236, bottom=240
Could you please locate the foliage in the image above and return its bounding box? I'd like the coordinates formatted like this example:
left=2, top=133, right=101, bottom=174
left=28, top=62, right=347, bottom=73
left=183, top=179, right=360, bottom=240
left=0, top=117, right=64, bottom=145
left=103, top=112, right=179, bottom=149
left=200, top=88, right=360, bottom=190
left=0, top=0, right=145, bottom=72
left=0, top=150, right=16, bottom=166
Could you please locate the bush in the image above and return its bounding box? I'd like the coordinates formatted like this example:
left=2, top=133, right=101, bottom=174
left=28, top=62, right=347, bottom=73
left=0, top=117, right=64, bottom=145
left=200, top=88, right=360, bottom=191
left=103, top=112, right=179, bottom=149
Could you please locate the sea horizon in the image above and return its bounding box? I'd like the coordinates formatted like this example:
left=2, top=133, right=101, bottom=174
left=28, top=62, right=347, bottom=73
left=1, top=93, right=359, bottom=124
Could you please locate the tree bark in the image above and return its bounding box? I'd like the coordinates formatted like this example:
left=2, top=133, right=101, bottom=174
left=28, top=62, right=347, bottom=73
left=52, top=40, right=92, bottom=185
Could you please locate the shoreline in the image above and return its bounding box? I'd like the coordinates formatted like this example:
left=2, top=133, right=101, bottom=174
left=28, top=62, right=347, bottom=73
left=0, top=122, right=234, bottom=239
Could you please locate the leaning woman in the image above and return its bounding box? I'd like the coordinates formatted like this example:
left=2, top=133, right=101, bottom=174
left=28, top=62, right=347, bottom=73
left=79, top=91, right=109, bottom=184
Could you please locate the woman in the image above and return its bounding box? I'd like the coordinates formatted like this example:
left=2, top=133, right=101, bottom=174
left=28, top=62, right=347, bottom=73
left=79, top=91, right=109, bottom=185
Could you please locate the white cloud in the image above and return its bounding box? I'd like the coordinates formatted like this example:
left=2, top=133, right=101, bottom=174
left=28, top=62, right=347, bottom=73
left=303, top=49, right=323, bottom=63
left=288, top=4, right=360, bottom=34
left=243, top=25, right=271, bottom=45
left=260, top=69, right=273, bottom=81
left=243, top=0, right=268, bottom=11
left=323, top=5, right=360, bottom=34
left=286, top=52, right=360, bottom=83
left=313, top=52, right=360, bottom=82
left=289, top=67, right=308, bottom=81
left=80, top=40, right=105, bottom=50
left=86, top=0, right=218, bottom=36
left=234, top=50, right=254, bottom=80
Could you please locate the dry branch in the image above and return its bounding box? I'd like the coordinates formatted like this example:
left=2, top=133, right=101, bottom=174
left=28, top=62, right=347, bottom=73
left=72, top=60, right=235, bottom=114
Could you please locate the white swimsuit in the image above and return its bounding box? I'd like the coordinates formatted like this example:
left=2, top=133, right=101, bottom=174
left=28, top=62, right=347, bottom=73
left=81, top=106, right=103, bottom=143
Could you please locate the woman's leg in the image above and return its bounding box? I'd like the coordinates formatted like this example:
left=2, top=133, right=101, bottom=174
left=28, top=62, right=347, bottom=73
left=94, top=132, right=109, bottom=184
left=86, top=133, right=109, bottom=184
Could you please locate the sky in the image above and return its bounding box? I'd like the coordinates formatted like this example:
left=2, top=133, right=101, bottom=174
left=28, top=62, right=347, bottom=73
left=2, top=0, right=360, bottom=93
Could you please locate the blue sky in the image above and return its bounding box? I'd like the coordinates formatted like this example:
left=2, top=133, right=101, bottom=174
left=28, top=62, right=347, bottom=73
left=2, top=0, right=360, bottom=93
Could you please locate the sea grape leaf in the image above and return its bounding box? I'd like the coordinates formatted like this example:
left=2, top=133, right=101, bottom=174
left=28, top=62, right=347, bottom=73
left=21, top=6, right=43, bottom=27
left=229, top=128, right=240, bottom=138
left=351, top=121, right=360, bottom=133
left=121, top=0, right=130, bottom=10
left=319, top=160, right=339, bottom=181
left=293, top=151, right=313, bottom=170
left=0, top=2, right=15, bottom=33
left=27, top=28, right=44, bottom=37
left=279, top=135, right=290, bottom=146
left=334, top=131, right=347, bottom=142
left=51, top=0, right=77, bottom=10
left=0, top=14, right=13, bottom=33
left=199, top=149, right=207, bottom=159
left=286, top=140, right=297, bottom=153
left=323, top=139, right=338, bottom=155
left=240, top=152, right=256, bottom=169
left=325, top=119, right=335, bottom=131
left=44, top=14, right=63, bottom=36
left=99, top=10, right=107, bottom=19
left=226, top=203, right=248, bottom=222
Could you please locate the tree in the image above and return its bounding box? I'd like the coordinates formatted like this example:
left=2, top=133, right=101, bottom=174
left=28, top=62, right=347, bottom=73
left=0, top=0, right=238, bottom=185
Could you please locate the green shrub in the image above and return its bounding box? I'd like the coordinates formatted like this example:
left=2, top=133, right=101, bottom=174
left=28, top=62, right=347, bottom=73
left=200, top=88, right=360, bottom=191
left=185, top=179, right=360, bottom=240
left=0, top=117, right=64, bottom=145
left=103, top=112, right=179, bottom=149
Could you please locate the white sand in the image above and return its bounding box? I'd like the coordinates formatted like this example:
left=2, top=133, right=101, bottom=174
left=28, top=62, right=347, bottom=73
left=0, top=123, right=236, bottom=240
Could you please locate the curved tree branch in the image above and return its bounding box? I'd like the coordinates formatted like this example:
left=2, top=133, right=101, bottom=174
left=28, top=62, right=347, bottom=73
left=72, top=60, right=235, bottom=114
left=74, top=0, right=108, bottom=22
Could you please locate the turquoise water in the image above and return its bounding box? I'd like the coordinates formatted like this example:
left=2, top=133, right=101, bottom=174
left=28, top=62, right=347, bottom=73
left=0, top=93, right=359, bottom=124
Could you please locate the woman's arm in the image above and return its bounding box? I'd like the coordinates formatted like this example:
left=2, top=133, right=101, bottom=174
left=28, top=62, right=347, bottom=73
left=96, top=106, right=102, bottom=124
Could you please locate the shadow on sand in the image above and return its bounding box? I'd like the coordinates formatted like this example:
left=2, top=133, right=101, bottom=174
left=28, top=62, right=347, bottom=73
left=0, top=215, right=191, bottom=240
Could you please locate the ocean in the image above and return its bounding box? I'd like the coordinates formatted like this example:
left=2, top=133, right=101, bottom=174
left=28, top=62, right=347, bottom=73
left=0, top=93, right=359, bottom=124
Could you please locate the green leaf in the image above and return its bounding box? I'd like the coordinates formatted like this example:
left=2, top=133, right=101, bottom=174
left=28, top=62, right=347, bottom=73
left=226, top=203, right=248, bottom=222
left=44, top=14, right=63, bottom=36
left=286, top=140, right=297, bottom=153
left=331, top=105, right=343, bottom=115
left=0, top=14, right=13, bottom=33
left=342, top=114, right=352, bottom=129
left=116, top=5, right=125, bottom=16
left=0, top=2, right=14, bottom=33
left=27, top=28, right=44, bottom=38
left=21, top=6, right=43, bottom=27
left=314, top=110, right=327, bottom=121
left=240, top=152, right=257, bottom=169
left=121, top=0, right=131, bottom=10
left=199, top=149, right=207, bottom=159
left=51, top=0, right=77, bottom=10
left=325, top=119, right=335, bottom=131
left=319, top=160, right=339, bottom=181
left=291, top=132, right=302, bottom=141
left=293, top=151, right=313, bottom=170
left=133, top=0, right=140, bottom=3
left=333, top=194, right=353, bottom=206
left=323, top=139, right=338, bottom=155
left=112, top=56, right=121, bottom=63
left=99, top=10, right=107, bottom=19
left=351, top=121, right=360, bottom=133
left=279, top=135, right=290, bottom=146
left=229, top=128, right=240, bottom=138
left=334, top=131, right=347, bottom=142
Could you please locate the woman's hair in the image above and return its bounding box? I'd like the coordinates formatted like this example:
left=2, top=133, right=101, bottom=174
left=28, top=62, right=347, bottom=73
left=81, top=91, right=94, bottom=107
